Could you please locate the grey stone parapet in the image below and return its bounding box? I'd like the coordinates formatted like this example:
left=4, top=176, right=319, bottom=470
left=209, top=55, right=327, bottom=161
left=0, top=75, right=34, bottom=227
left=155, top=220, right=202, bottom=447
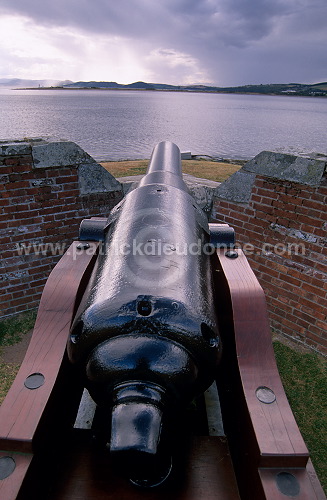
left=32, top=140, right=94, bottom=168
left=243, top=151, right=326, bottom=186
left=215, top=150, right=327, bottom=204
left=0, top=137, right=122, bottom=195
left=2, top=138, right=326, bottom=209
left=0, top=141, right=32, bottom=156
left=214, top=170, right=256, bottom=204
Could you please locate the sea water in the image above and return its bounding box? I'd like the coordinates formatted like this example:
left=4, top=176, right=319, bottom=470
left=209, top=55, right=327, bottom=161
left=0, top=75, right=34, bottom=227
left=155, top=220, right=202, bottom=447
left=1, top=88, right=326, bottom=161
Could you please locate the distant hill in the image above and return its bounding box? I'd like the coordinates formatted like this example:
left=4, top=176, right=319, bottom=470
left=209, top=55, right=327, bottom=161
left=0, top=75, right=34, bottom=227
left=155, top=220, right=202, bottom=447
left=63, top=80, right=327, bottom=96
left=65, top=80, right=157, bottom=90
left=2, top=78, right=326, bottom=96
left=310, top=82, right=327, bottom=91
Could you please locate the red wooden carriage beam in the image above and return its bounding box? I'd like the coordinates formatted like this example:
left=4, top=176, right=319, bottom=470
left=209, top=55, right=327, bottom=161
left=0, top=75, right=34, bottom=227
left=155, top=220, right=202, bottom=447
left=214, top=248, right=325, bottom=499
left=0, top=241, right=99, bottom=500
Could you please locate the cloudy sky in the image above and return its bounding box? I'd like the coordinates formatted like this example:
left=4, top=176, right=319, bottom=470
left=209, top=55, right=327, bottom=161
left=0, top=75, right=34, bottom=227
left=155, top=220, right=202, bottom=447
left=0, top=0, right=326, bottom=86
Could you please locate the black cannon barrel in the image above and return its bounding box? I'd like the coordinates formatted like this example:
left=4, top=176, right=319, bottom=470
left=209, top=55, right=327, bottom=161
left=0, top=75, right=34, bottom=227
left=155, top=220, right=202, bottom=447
left=138, top=141, right=186, bottom=191
left=145, top=140, right=182, bottom=175
left=68, top=141, right=222, bottom=486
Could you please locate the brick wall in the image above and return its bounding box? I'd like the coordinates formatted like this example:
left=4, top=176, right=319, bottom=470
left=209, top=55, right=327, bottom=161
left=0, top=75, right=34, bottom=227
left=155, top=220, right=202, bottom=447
left=1, top=141, right=326, bottom=355
left=0, top=139, right=123, bottom=318
left=211, top=152, right=327, bottom=355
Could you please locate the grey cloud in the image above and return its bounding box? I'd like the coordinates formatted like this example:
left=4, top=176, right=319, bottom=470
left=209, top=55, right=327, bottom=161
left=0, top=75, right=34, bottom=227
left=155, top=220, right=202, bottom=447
left=160, top=0, right=290, bottom=48
left=0, top=0, right=315, bottom=42
left=0, top=0, right=170, bottom=37
left=0, top=0, right=326, bottom=85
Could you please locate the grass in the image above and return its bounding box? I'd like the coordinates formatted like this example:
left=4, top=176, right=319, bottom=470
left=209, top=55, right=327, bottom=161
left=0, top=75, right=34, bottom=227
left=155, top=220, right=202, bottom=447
left=100, top=159, right=242, bottom=182
left=0, top=310, right=37, bottom=347
left=0, top=313, right=325, bottom=492
left=0, top=363, right=20, bottom=405
left=0, top=310, right=37, bottom=405
left=273, top=341, right=327, bottom=492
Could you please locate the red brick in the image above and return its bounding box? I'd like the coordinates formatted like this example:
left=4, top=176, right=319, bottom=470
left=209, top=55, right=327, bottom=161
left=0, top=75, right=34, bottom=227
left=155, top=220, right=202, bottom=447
left=255, top=210, right=276, bottom=223
left=57, top=189, right=79, bottom=198
left=57, top=168, right=76, bottom=176
left=285, top=195, right=304, bottom=207
left=255, top=187, right=275, bottom=198
left=301, top=281, right=327, bottom=299
left=56, top=175, right=78, bottom=184
left=4, top=158, right=20, bottom=166
left=9, top=296, right=31, bottom=307
left=45, top=169, right=60, bottom=178
left=9, top=190, right=31, bottom=199
left=311, top=227, right=326, bottom=238
left=278, top=316, right=297, bottom=331
left=316, top=319, right=327, bottom=332
left=5, top=284, right=26, bottom=292
left=299, top=196, right=326, bottom=210
left=6, top=180, right=30, bottom=190
left=1, top=190, right=11, bottom=199
left=218, top=207, right=232, bottom=217
left=253, top=177, right=266, bottom=187
left=257, top=195, right=274, bottom=206
left=298, top=213, right=323, bottom=227
left=258, top=266, right=280, bottom=280
left=306, top=331, right=327, bottom=350
left=299, top=208, right=326, bottom=222
left=269, top=295, right=294, bottom=312
left=250, top=194, right=262, bottom=204
left=0, top=293, right=13, bottom=302
left=8, top=173, right=23, bottom=183
left=0, top=165, right=13, bottom=174
left=12, top=303, right=29, bottom=313
left=16, top=157, right=33, bottom=166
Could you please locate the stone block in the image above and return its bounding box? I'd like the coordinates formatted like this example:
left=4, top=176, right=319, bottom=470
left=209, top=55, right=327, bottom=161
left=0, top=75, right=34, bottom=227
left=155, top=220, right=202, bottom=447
left=244, top=151, right=326, bottom=186
left=0, top=142, right=31, bottom=156
left=78, top=162, right=122, bottom=194
left=32, top=141, right=94, bottom=168
left=214, top=170, right=256, bottom=203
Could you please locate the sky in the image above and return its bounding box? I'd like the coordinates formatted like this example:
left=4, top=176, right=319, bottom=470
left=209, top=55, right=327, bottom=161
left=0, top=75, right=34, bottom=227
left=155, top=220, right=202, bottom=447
left=0, top=0, right=326, bottom=87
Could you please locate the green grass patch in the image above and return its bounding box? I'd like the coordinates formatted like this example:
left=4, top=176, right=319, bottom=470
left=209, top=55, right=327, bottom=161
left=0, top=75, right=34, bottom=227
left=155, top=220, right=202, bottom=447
left=182, top=160, right=241, bottom=182
left=101, top=160, right=148, bottom=178
left=0, top=363, right=20, bottom=405
left=0, top=310, right=37, bottom=404
left=101, top=159, right=241, bottom=182
left=273, top=341, right=327, bottom=492
left=0, top=310, right=37, bottom=347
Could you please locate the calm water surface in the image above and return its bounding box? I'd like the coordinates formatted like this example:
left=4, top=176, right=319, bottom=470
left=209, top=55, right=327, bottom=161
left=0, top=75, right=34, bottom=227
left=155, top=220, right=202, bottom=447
left=1, top=89, right=326, bottom=161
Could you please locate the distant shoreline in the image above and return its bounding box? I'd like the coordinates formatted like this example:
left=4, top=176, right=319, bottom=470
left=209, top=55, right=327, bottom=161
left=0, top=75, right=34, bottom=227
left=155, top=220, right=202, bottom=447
left=13, top=86, right=327, bottom=98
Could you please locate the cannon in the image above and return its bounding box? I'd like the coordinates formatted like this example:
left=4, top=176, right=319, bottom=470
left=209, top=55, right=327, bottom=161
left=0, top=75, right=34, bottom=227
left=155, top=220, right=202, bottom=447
left=67, top=141, right=227, bottom=485
left=0, top=142, right=325, bottom=499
